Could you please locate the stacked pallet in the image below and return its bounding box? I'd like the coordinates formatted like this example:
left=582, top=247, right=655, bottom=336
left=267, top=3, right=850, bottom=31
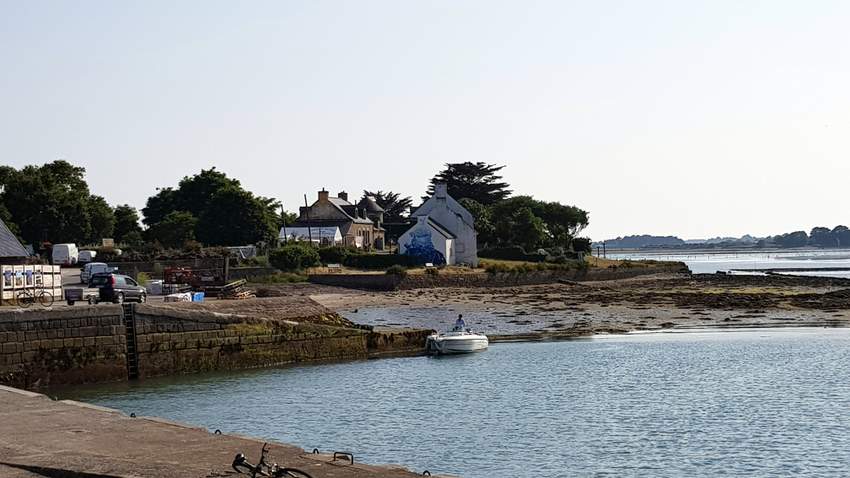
left=1, top=265, right=63, bottom=305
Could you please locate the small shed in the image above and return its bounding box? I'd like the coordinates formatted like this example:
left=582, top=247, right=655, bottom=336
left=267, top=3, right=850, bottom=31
left=398, top=216, right=455, bottom=265
left=280, top=226, right=343, bottom=246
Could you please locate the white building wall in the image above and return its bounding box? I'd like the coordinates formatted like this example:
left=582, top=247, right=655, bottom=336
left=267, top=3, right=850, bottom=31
left=399, top=217, right=454, bottom=265
left=411, top=184, right=478, bottom=266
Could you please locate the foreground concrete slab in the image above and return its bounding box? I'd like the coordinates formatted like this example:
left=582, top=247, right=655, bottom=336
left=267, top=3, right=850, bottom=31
left=0, top=386, right=441, bottom=478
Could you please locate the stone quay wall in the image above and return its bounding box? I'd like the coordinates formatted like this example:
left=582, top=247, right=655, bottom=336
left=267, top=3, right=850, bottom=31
left=0, top=306, right=127, bottom=389
left=133, top=305, right=372, bottom=379
left=309, top=263, right=689, bottom=291
left=0, top=304, right=432, bottom=388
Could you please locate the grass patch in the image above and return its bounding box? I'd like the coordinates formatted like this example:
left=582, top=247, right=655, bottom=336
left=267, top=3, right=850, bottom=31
left=248, top=272, right=308, bottom=284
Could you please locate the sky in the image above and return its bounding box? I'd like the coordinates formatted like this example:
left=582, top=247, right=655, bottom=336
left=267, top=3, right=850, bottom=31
left=2, top=1, right=850, bottom=241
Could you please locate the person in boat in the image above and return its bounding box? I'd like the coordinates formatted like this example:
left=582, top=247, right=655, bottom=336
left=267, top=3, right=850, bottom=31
left=453, top=314, right=466, bottom=332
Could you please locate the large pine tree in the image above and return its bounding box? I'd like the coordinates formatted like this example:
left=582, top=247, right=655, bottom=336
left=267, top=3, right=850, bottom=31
left=427, top=162, right=511, bottom=205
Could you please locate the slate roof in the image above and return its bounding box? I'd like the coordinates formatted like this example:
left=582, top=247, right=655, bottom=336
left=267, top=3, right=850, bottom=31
left=357, top=196, right=385, bottom=213
left=0, top=218, right=29, bottom=258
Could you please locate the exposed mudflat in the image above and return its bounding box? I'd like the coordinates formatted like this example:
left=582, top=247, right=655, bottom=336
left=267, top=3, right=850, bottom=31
left=302, top=273, right=850, bottom=338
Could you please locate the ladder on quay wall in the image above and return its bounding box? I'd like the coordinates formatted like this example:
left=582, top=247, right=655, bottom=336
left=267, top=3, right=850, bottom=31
left=122, top=303, right=140, bottom=379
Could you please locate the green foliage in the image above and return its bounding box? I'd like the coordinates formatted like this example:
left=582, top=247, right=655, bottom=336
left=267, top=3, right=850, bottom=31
left=427, top=162, right=511, bottom=205
left=122, top=230, right=144, bottom=247
left=145, top=211, right=198, bottom=249
left=87, top=195, right=115, bottom=243
left=0, top=160, right=120, bottom=246
left=143, top=168, right=280, bottom=247
left=362, top=190, right=412, bottom=222
left=113, top=205, right=142, bottom=243
left=196, top=186, right=279, bottom=246
left=479, top=246, right=547, bottom=262
left=458, top=198, right=495, bottom=247
left=489, top=196, right=589, bottom=251
left=344, top=253, right=418, bottom=270
left=572, top=237, right=592, bottom=253
left=318, top=246, right=361, bottom=264
left=385, top=265, right=408, bottom=277
left=773, top=231, right=809, bottom=248
left=484, top=260, right=581, bottom=274
left=136, top=272, right=150, bottom=286
left=248, top=272, right=308, bottom=284
left=269, top=244, right=320, bottom=271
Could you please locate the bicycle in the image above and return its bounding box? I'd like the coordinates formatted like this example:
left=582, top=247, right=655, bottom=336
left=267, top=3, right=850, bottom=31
left=15, top=288, right=55, bottom=308
left=232, top=443, right=314, bottom=478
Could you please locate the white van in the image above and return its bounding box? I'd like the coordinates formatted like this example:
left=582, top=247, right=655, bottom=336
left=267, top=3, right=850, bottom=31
left=52, top=243, right=79, bottom=266
left=80, top=262, right=114, bottom=285
left=78, top=250, right=97, bottom=263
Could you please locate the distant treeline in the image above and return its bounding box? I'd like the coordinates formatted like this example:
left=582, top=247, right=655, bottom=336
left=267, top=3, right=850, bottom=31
left=601, top=226, right=850, bottom=250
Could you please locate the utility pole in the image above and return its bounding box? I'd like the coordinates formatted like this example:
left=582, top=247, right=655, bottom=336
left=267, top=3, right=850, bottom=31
left=304, top=194, right=313, bottom=246
left=280, top=204, right=288, bottom=244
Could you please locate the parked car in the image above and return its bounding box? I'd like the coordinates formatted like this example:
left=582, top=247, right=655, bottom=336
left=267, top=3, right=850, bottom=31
left=80, top=262, right=115, bottom=285
left=78, top=250, right=97, bottom=264
left=52, top=243, right=79, bottom=265
left=89, top=273, right=147, bottom=304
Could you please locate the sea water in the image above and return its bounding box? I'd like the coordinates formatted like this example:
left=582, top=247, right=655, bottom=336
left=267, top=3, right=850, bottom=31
left=56, top=328, right=850, bottom=477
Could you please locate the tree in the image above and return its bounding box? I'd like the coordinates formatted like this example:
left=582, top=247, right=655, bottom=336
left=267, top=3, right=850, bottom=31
left=489, top=196, right=589, bottom=249
left=87, top=195, right=115, bottom=244
left=427, top=162, right=511, bottom=205
left=145, top=211, right=198, bottom=249
left=196, top=187, right=280, bottom=246
left=113, top=205, right=142, bottom=243
left=362, top=190, right=413, bottom=222
left=143, top=168, right=280, bottom=246
left=774, top=231, right=809, bottom=248
left=458, top=198, right=495, bottom=247
left=809, top=227, right=835, bottom=248
left=0, top=160, right=97, bottom=245
left=833, top=225, right=850, bottom=248
left=142, top=168, right=240, bottom=226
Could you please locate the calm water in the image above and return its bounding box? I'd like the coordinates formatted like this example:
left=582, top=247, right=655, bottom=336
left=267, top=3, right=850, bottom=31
left=57, top=329, right=850, bottom=477
left=609, top=249, right=850, bottom=277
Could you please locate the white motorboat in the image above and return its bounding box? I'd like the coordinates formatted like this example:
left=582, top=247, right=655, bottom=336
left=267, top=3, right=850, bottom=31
left=426, top=330, right=489, bottom=354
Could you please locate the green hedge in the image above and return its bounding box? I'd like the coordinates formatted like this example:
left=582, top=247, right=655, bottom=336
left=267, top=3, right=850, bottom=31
left=479, top=246, right=547, bottom=262
left=269, top=244, right=320, bottom=271
left=344, top=254, right=418, bottom=269
left=318, top=246, right=361, bottom=264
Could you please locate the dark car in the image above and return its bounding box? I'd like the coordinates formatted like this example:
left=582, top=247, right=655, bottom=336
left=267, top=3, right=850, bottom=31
left=89, top=273, right=147, bottom=304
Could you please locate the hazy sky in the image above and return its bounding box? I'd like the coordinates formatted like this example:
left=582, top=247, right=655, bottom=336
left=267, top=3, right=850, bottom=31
left=3, top=1, right=850, bottom=240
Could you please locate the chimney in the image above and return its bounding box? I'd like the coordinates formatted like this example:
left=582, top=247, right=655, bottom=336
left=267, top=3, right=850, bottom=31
left=338, top=191, right=348, bottom=202
left=435, top=183, right=448, bottom=200
left=318, top=189, right=329, bottom=201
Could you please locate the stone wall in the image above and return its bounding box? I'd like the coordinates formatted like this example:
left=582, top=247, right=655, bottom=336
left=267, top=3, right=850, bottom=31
left=0, top=306, right=127, bottom=389
left=309, top=263, right=689, bottom=291
left=133, top=305, right=372, bottom=378
left=0, top=303, right=431, bottom=388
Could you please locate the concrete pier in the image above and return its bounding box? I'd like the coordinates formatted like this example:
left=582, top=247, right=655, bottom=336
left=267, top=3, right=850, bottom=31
left=0, top=385, right=439, bottom=478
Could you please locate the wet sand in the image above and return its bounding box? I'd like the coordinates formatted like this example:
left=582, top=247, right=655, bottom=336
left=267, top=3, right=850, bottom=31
left=303, top=273, right=850, bottom=339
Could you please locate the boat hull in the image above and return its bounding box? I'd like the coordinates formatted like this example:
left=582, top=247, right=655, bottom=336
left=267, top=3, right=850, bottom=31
left=426, top=333, right=489, bottom=354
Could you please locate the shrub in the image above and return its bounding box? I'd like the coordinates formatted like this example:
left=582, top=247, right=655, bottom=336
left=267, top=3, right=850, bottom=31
left=269, top=244, right=320, bottom=271
left=136, top=272, right=150, bottom=286
left=344, top=254, right=418, bottom=270
left=318, top=246, right=360, bottom=265
left=385, top=265, right=408, bottom=277
left=479, top=246, right=546, bottom=262
left=249, top=272, right=308, bottom=284
left=425, top=267, right=439, bottom=277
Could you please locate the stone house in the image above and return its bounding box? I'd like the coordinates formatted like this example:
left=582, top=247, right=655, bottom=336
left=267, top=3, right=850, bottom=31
left=399, top=183, right=478, bottom=266
left=290, top=189, right=385, bottom=249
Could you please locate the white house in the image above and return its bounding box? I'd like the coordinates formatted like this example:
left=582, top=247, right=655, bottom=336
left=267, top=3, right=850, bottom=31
left=399, top=183, right=478, bottom=266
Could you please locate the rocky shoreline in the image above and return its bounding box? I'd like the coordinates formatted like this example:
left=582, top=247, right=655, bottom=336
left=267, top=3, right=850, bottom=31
left=304, top=273, right=850, bottom=338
